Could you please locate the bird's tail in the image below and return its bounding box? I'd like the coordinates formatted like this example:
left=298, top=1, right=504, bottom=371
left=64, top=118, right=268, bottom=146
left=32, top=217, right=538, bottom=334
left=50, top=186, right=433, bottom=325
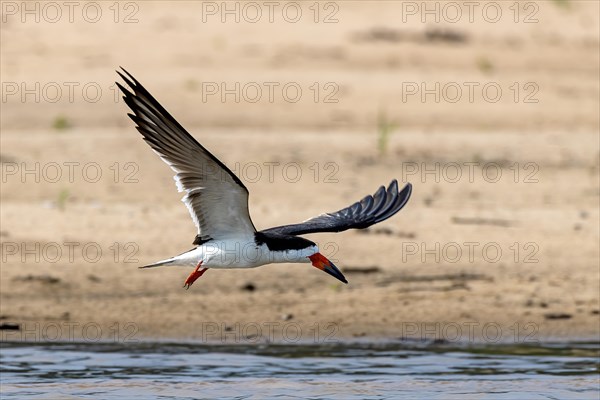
left=139, top=258, right=176, bottom=269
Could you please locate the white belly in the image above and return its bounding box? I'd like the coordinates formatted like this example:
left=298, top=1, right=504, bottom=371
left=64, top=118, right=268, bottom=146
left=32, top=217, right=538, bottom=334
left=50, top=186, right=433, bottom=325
left=169, top=240, right=316, bottom=269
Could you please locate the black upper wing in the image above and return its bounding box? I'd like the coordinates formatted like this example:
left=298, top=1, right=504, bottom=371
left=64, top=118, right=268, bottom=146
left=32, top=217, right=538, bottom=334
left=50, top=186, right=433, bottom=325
left=261, top=180, right=412, bottom=236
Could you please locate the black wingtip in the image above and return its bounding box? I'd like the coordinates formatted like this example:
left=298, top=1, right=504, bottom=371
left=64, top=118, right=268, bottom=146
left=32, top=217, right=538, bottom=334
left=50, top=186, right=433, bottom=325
left=116, top=69, right=135, bottom=91
left=394, top=181, right=412, bottom=213
left=390, top=179, right=412, bottom=196
left=118, top=66, right=135, bottom=82
left=399, top=182, right=412, bottom=204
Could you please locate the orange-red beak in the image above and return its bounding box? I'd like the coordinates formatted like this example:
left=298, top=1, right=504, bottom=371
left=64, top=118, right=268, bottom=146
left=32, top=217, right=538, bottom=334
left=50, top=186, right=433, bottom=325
left=308, top=253, right=348, bottom=284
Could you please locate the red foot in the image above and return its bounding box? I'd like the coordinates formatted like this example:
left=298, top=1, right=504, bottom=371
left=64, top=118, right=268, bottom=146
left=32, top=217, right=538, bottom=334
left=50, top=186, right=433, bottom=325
left=183, top=262, right=208, bottom=289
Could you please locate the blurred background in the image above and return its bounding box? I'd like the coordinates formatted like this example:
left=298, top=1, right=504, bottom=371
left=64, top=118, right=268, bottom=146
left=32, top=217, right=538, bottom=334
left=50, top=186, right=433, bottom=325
left=1, top=0, right=598, bottom=343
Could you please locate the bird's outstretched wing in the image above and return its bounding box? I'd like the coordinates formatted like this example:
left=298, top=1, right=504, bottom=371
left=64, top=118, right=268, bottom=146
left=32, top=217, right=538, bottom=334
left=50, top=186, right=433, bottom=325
left=116, top=68, right=256, bottom=243
left=261, top=180, right=412, bottom=236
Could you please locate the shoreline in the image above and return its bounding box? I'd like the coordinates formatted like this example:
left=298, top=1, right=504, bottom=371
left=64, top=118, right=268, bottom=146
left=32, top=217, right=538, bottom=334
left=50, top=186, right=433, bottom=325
left=2, top=335, right=599, bottom=346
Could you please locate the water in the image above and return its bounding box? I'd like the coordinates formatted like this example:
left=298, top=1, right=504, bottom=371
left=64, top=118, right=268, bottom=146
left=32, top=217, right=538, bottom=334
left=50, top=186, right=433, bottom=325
left=1, top=341, right=598, bottom=399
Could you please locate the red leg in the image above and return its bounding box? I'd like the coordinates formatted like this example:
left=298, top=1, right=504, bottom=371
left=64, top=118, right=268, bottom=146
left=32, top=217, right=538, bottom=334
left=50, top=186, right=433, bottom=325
left=183, top=261, right=208, bottom=290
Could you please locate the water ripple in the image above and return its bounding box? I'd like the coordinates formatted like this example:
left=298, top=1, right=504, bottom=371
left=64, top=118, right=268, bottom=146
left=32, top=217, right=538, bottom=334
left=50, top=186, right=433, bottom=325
left=0, top=341, right=598, bottom=399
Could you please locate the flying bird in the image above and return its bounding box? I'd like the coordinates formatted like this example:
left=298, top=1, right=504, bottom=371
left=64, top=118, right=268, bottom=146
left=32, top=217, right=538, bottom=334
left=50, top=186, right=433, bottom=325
left=116, top=69, right=412, bottom=289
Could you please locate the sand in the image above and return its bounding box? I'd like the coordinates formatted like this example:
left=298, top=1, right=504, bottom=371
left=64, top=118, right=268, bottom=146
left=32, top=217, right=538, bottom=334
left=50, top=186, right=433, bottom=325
left=1, top=1, right=598, bottom=344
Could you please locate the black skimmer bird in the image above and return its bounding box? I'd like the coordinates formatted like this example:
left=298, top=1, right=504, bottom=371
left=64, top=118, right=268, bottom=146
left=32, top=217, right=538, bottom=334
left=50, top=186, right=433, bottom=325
left=116, top=69, right=412, bottom=289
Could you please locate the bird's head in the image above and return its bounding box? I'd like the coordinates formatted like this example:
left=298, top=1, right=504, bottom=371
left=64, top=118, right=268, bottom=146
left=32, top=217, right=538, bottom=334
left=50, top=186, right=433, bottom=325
left=255, top=232, right=348, bottom=284
left=308, top=251, right=348, bottom=284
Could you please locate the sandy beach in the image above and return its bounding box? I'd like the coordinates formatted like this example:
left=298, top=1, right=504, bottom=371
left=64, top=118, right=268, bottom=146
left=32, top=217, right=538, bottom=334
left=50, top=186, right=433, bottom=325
left=1, top=1, right=598, bottom=344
